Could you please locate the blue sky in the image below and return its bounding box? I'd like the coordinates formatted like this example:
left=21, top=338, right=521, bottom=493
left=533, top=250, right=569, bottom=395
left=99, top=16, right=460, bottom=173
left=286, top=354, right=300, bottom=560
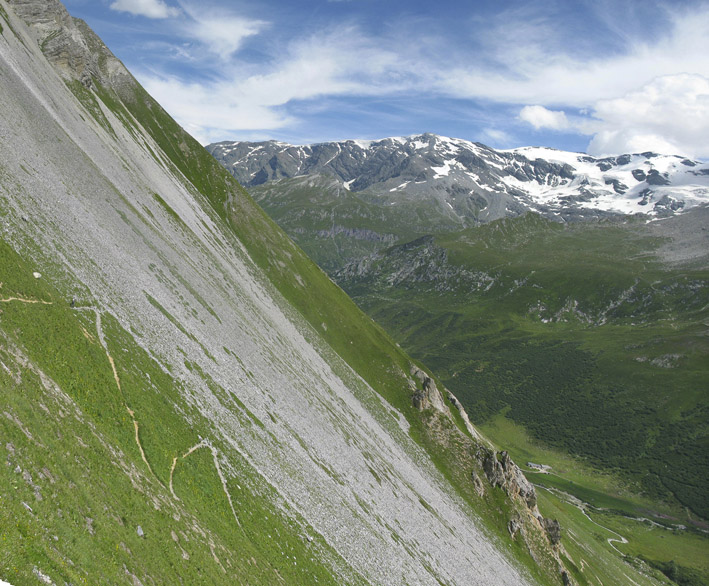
left=63, top=0, right=709, bottom=157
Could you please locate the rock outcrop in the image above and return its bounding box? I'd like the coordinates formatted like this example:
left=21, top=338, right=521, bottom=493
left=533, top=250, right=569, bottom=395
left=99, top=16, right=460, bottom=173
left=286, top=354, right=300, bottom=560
left=409, top=365, right=447, bottom=413
left=7, top=0, right=131, bottom=90
left=445, top=389, right=489, bottom=444
left=478, top=447, right=539, bottom=513
left=543, top=518, right=562, bottom=546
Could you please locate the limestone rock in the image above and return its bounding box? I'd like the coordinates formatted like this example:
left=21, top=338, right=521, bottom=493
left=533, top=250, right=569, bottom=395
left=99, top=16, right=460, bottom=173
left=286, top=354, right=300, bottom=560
left=7, top=0, right=131, bottom=90
left=543, top=518, right=562, bottom=546
left=478, top=448, right=538, bottom=512
left=470, top=470, right=485, bottom=497
left=445, top=390, right=487, bottom=443
left=409, top=365, right=446, bottom=413
left=507, top=515, right=522, bottom=539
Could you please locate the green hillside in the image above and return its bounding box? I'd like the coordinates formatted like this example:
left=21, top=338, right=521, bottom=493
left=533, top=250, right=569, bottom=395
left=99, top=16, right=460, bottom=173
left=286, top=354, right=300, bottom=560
left=336, top=213, right=709, bottom=520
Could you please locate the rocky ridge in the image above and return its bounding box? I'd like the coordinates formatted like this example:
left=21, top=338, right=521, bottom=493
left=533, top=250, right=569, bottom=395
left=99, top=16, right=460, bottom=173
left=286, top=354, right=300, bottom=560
left=6, top=0, right=131, bottom=90
left=208, top=134, right=709, bottom=225
left=406, top=365, right=569, bottom=582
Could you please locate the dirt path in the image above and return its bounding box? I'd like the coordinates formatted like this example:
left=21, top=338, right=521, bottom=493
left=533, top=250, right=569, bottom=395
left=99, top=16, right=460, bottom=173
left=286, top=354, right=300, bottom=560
left=535, top=483, right=629, bottom=554
left=170, top=440, right=241, bottom=527
left=75, top=306, right=239, bottom=526
left=78, top=307, right=159, bottom=482
left=0, top=282, right=52, bottom=305
left=0, top=296, right=53, bottom=304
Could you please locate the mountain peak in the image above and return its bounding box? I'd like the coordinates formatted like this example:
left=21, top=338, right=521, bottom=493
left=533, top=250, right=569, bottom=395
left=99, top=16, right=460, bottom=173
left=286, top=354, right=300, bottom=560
left=207, top=134, right=709, bottom=222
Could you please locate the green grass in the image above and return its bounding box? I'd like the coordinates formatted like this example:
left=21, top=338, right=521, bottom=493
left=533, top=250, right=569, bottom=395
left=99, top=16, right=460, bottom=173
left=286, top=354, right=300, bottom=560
left=481, top=413, right=709, bottom=584
left=332, top=213, right=708, bottom=519
left=0, top=239, right=365, bottom=585
left=534, top=489, right=672, bottom=586
left=0, top=33, right=574, bottom=584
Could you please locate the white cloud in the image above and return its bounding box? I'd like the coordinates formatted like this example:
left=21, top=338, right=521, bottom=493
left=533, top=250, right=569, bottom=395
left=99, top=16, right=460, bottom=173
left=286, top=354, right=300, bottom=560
left=518, top=75, right=709, bottom=157
left=110, top=0, right=180, bottom=19
left=177, top=3, right=268, bottom=58
left=519, top=105, right=569, bottom=130
left=140, top=75, right=294, bottom=139
left=137, top=26, right=409, bottom=142
left=117, top=0, right=709, bottom=154
left=587, top=74, right=709, bottom=158
left=437, top=7, right=709, bottom=107
left=482, top=128, right=512, bottom=143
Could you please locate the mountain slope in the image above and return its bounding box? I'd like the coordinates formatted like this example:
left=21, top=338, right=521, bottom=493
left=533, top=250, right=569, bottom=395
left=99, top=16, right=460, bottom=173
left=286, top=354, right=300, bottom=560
left=206, top=138, right=708, bottom=582
left=0, top=2, right=600, bottom=585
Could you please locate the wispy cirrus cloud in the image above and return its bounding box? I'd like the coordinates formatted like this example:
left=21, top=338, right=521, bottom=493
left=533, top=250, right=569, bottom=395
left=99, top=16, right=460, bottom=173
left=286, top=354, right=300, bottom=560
left=176, top=2, right=268, bottom=59
left=138, top=24, right=413, bottom=143
left=438, top=5, right=709, bottom=106
left=458, top=4, right=709, bottom=157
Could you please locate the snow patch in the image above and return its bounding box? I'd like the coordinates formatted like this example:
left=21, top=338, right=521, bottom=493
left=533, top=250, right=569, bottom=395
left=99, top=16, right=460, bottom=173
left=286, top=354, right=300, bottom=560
left=390, top=181, right=410, bottom=192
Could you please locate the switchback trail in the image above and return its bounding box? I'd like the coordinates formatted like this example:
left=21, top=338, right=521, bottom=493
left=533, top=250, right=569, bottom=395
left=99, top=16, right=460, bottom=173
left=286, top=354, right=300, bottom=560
left=169, top=440, right=241, bottom=527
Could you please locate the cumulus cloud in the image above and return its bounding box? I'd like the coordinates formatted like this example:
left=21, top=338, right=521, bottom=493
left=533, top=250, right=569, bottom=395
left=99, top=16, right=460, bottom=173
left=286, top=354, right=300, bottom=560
left=519, top=105, right=569, bottom=130
left=587, top=74, right=709, bottom=158
left=110, top=0, right=180, bottom=19
left=518, top=75, right=709, bottom=157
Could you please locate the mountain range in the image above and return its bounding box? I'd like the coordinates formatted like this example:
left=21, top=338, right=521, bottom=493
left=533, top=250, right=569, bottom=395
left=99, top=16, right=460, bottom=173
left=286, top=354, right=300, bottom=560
left=0, top=0, right=705, bottom=583
left=208, top=134, right=709, bottom=223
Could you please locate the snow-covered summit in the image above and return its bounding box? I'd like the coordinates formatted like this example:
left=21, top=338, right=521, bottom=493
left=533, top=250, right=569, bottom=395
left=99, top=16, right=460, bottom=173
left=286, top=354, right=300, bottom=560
left=208, top=134, right=709, bottom=222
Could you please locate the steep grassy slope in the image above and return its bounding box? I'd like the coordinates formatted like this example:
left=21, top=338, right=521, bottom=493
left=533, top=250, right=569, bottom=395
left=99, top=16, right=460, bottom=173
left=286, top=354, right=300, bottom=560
left=0, top=2, right=598, bottom=585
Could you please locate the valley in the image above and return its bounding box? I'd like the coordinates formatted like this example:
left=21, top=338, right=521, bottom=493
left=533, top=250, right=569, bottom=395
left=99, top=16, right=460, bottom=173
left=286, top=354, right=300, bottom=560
left=210, top=137, right=709, bottom=585
left=0, top=2, right=591, bottom=584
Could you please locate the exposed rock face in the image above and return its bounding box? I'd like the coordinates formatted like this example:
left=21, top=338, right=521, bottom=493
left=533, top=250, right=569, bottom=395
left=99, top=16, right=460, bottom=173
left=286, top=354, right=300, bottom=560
left=7, top=0, right=131, bottom=89
left=478, top=448, right=539, bottom=513
left=470, top=470, right=486, bottom=497
left=445, top=389, right=488, bottom=444
left=543, top=518, right=562, bottom=546
left=409, top=366, right=447, bottom=412
left=507, top=515, right=522, bottom=539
